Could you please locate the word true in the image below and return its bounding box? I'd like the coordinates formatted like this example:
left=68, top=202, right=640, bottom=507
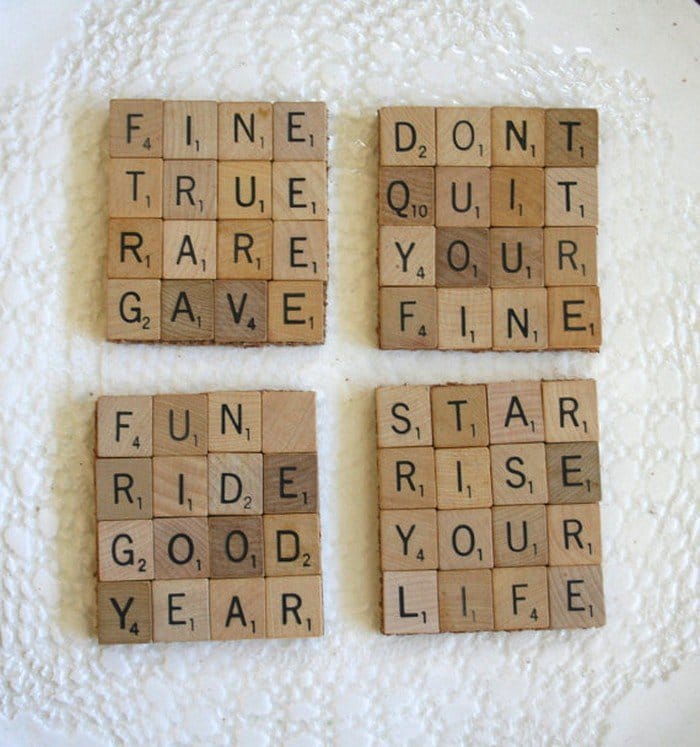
left=107, top=100, right=328, bottom=345
left=378, top=106, right=601, bottom=351
left=376, top=379, right=605, bottom=634
left=95, top=390, right=323, bottom=643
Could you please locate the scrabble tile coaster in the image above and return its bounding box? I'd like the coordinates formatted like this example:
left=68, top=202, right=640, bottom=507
left=377, top=106, right=601, bottom=351
left=95, top=390, right=323, bottom=643
left=376, top=379, right=604, bottom=634
left=108, top=100, right=327, bottom=345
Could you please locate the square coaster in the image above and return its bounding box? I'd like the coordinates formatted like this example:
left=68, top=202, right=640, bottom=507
left=95, top=390, right=323, bottom=643
left=108, top=100, right=327, bottom=345
left=376, top=379, right=604, bottom=634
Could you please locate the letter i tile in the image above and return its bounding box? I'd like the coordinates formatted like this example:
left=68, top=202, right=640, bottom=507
left=95, top=390, right=323, bottom=643
left=375, top=379, right=605, bottom=634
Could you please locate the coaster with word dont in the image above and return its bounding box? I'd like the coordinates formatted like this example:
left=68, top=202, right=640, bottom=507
left=376, top=379, right=604, bottom=634
left=107, top=100, right=327, bottom=344
left=378, top=107, right=601, bottom=351
left=95, top=390, right=322, bottom=643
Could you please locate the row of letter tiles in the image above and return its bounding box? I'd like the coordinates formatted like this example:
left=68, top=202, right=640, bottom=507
left=378, top=166, right=596, bottom=227
left=107, top=219, right=328, bottom=280
left=379, top=107, right=598, bottom=167
left=106, top=279, right=325, bottom=343
left=382, top=566, right=604, bottom=633
left=108, top=160, right=328, bottom=220
left=97, top=576, right=323, bottom=643
left=110, top=100, right=327, bottom=161
left=379, top=285, right=601, bottom=350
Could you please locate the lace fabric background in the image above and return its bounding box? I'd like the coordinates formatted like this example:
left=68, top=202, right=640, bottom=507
left=0, top=1, right=698, bottom=744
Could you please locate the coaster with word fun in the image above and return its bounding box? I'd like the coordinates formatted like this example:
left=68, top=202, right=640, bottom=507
left=107, top=100, right=327, bottom=344
left=376, top=379, right=604, bottom=634
left=95, top=390, right=323, bottom=643
left=378, top=107, right=601, bottom=351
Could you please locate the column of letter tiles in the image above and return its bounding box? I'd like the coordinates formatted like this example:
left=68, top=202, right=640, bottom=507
left=107, top=100, right=327, bottom=344
left=378, top=107, right=601, bottom=351
left=376, top=379, right=605, bottom=634
left=95, top=391, right=323, bottom=643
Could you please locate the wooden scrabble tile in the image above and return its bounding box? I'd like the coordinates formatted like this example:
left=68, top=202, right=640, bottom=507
left=378, top=447, right=436, bottom=510
left=492, top=505, right=548, bottom=567
left=542, top=379, right=599, bottom=442
left=435, top=448, right=492, bottom=509
left=273, top=102, right=327, bottom=161
left=437, top=508, right=493, bottom=570
left=376, top=386, right=432, bottom=448
left=152, top=456, right=208, bottom=517
left=547, top=285, right=602, bottom=350
left=266, top=575, right=323, bottom=638
left=490, top=167, right=544, bottom=227
left=97, top=580, right=153, bottom=644
left=97, top=396, right=153, bottom=458
left=153, top=517, right=209, bottom=579
left=97, top=519, right=154, bottom=581
left=546, top=442, right=601, bottom=504
left=263, top=453, right=318, bottom=513
left=208, top=453, right=263, bottom=515
left=431, top=384, right=489, bottom=447
left=272, top=161, right=327, bottom=220
left=548, top=565, right=605, bottom=629
left=379, top=107, right=436, bottom=166
left=162, top=220, right=216, bottom=279
left=217, top=161, right=272, bottom=220
left=489, top=228, right=544, bottom=287
left=438, top=569, right=494, bottom=632
left=380, top=509, right=438, bottom=571
left=382, top=570, right=439, bottom=634
left=106, top=279, right=161, bottom=341
left=217, top=220, right=273, bottom=279
left=109, top=158, right=163, bottom=218
left=547, top=504, right=601, bottom=566
left=490, top=443, right=548, bottom=506
left=152, top=579, right=210, bottom=642
left=161, top=280, right=214, bottom=342
left=435, top=167, right=490, bottom=227
left=378, top=167, right=434, bottom=226
left=96, top=458, right=153, bottom=520
left=378, top=226, right=435, bottom=286
left=218, top=102, right=273, bottom=160
left=163, top=101, right=218, bottom=159
left=545, top=109, right=598, bottom=167
left=263, top=513, right=321, bottom=576
left=107, top=218, right=162, bottom=278
left=435, top=228, right=489, bottom=287
left=214, top=280, right=267, bottom=343
left=163, top=160, right=217, bottom=220
left=267, top=280, right=325, bottom=344
left=209, top=516, right=264, bottom=578
left=210, top=578, right=266, bottom=640
left=436, top=288, right=492, bottom=350
left=273, top=221, right=328, bottom=280
left=487, top=381, right=544, bottom=444
left=110, top=99, right=163, bottom=158
left=436, top=107, right=490, bottom=166
left=543, top=227, right=598, bottom=286
left=491, top=107, right=545, bottom=166
left=493, top=566, right=549, bottom=630
left=207, top=391, right=262, bottom=452
left=492, top=287, right=547, bottom=351
left=545, top=168, right=597, bottom=226
left=262, top=391, right=316, bottom=453
left=153, top=393, right=208, bottom=456
left=379, top=287, right=437, bottom=350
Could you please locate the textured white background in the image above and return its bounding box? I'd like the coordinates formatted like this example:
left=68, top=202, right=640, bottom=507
left=0, top=1, right=698, bottom=745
